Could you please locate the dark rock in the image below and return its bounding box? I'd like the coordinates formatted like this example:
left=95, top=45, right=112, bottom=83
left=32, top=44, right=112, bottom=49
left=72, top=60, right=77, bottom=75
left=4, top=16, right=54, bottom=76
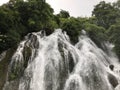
left=3, top=79, right=19, bottom=90
left=0, top=48, right=16, bottom=90
left=108, top=73, right=118, bottom=88
left=109, top=65, right=114, bottom=71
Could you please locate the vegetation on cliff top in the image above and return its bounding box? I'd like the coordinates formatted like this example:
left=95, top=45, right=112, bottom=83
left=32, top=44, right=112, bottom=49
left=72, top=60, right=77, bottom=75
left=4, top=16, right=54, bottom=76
left=0, top=0, right=120, bottom=59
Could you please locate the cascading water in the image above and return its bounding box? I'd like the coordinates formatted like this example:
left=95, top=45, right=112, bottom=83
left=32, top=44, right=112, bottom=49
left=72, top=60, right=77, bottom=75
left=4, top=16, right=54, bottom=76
left=2, top=29, right=120, bottom=90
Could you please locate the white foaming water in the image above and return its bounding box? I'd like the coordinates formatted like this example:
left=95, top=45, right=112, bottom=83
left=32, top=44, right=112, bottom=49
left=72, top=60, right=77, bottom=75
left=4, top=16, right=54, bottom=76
left=3, top=29, right=120, bottom=90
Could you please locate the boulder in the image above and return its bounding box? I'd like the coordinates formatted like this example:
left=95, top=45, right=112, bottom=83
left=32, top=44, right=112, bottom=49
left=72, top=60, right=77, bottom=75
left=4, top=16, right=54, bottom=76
left=108, top=73, right=118, bottom=88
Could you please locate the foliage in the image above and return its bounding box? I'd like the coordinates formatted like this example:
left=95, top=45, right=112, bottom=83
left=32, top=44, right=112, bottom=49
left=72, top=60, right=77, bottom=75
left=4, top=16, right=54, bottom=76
left=107, top=24, right=120, bottom=58
left=1, top=0, right=120, bottom=61
left=92, top=0, right=120, bottom=59
left=92, top=1, right=119, bottom=29
left=0, top=0, right=56, bottom=53
left=84, top=23, right=106, bottom=48
left=107, top=24, right=120, bottom=43
left=60, top=17, right=82, bottom=44
left=57, top=10, right=70, bottom=18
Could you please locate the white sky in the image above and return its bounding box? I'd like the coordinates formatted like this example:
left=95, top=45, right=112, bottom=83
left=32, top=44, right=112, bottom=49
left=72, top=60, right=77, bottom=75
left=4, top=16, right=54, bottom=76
left=0, top=0, right=117, bottom=17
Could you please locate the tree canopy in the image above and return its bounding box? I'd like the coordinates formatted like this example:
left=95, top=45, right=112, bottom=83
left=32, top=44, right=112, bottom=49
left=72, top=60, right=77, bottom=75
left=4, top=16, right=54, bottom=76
left=1, top=0, right=120, bottom=61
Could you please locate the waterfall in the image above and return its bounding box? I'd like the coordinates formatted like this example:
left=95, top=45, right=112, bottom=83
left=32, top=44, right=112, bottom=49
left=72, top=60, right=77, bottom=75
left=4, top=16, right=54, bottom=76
left=2, top=29, right=120, bottom=90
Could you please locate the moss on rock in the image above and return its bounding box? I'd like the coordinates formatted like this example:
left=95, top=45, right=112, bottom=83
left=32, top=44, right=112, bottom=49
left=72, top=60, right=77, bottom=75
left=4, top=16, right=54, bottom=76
left=23, top=46, right=32, bottom=68
left=8, top=45, right=32, bottom=81
left=0, top=48, right=16, bottom=90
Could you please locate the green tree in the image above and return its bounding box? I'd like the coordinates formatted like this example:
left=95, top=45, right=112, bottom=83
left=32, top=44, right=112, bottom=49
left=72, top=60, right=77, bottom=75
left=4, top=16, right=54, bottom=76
left=0, top=0, right=56, bottom=53
left=92, top=1, right=118, bottom=29
left=60, top=17, right=82, bottom=43
left=107, top=24, right=120, bottom=59
left=57, top=10, right=70, bottom=18
left=84, top=23, right=106, bottom=49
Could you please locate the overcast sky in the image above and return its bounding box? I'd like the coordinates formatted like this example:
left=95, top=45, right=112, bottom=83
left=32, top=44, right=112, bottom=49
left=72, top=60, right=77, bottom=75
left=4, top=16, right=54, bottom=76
left=0, top=0, right=117, bottom=17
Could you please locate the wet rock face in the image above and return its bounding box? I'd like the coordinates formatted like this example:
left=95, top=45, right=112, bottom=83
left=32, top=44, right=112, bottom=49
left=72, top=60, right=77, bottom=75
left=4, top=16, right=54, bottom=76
left=109, top=65, right=114, bottom=71
left=0, top=48, right=16, bottom=90
left=3, top=80, right=19, bottom=90
left=108, top=73, right=118, bottom=88
left=0, top=51, right=7, bottom=62
left=108, top=64, right=118, bottom=88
